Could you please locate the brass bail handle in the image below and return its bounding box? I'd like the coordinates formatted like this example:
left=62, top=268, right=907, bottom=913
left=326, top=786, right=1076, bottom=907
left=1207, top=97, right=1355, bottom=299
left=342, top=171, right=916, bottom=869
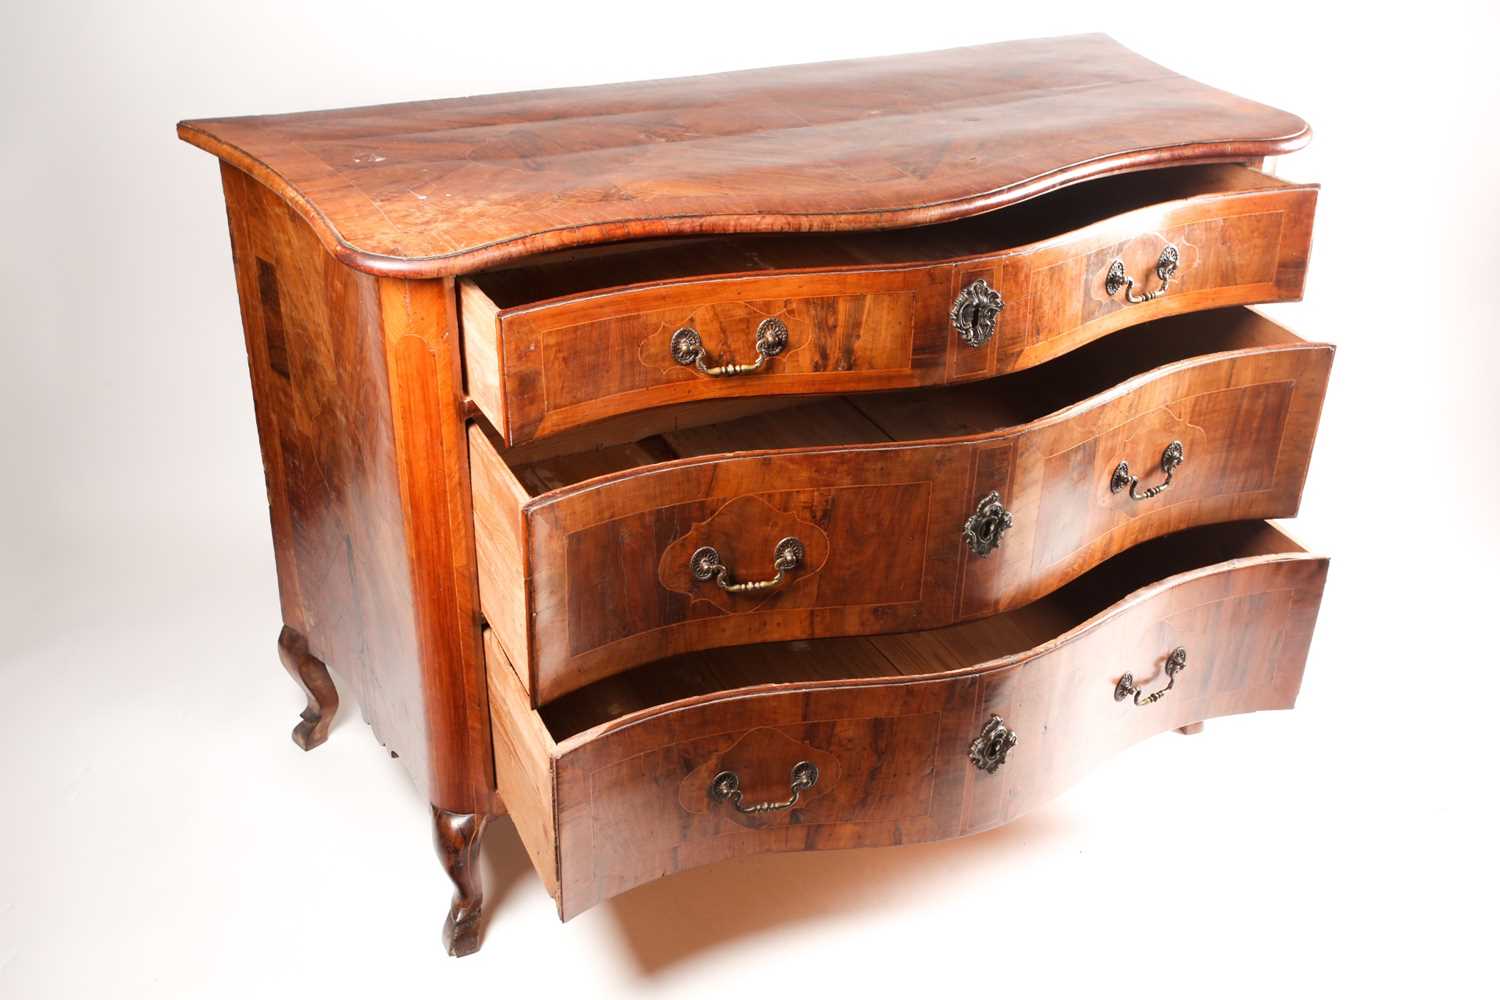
left=691, top=537, right=805, bottom=594
left=671, top=318, right=789, bottom=377
left=1106, top=244, right=1180, bottom=304
left=710, top=761, right=820, bottom=814
left=1111, top=441, right=1184, bottom=501
left=1115, top=647, right=1188, bottom=706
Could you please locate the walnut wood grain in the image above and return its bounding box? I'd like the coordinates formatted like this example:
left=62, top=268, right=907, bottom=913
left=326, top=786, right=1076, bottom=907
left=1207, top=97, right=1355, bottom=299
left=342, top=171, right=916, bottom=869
left=432, top=807, right=489, bottom=957
left=477, top=266, right=944, bottom=446
left=462, top=164, right=1316, bottom=445
left=178, top=36, right=1308, bottom=277
left=277, top=626, right=338, bottom=750
left=469, top=308, right=1332, bottom=705
left=378, top=276, right=494, bottom=812
left=483, top=521, right=1328, bottom=919
left=184, top=40, right=1327, bottom=955
left=219, top=165, right=491, bottom=812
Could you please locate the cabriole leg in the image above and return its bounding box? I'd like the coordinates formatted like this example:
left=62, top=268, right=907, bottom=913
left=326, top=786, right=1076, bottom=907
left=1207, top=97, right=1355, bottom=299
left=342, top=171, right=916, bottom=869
left=277, top=626, right=338, bottom=750
left=432, top=807, right=489, bottom=956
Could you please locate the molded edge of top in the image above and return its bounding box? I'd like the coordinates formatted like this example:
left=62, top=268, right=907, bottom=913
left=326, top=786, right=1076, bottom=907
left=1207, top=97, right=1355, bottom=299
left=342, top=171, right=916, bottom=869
left=179, top=36, right=1311, bottom=279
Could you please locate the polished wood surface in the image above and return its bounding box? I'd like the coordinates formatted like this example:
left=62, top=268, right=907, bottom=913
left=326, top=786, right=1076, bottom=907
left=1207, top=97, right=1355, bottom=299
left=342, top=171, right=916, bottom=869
left=378, top=273, right=494, bottom=813
left=185, top=39, right=1327, bottom=954
left=431, top=808, right=489, bottom=957
left=483, top=521, right=1328, bottom=919
left=469, top=308, right=1332, bottom=704
left=459, top=281, right=506, bottom=443
left=488, top=645, right=560, bottom=899
left=277, top=626, right=338, bottom=751
left=178, top=36, right=1308, bottom=277
left=219, top=165, right=491, bottom=812
left=464, top=165, right=1316, bottom=445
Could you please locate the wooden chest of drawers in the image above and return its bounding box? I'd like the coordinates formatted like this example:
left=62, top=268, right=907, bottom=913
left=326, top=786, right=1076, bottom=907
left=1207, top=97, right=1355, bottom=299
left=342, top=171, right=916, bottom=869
left=179, top=34, right=1330, bottom=955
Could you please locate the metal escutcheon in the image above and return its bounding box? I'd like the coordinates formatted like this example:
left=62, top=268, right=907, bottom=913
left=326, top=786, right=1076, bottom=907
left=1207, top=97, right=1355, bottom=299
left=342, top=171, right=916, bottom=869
left=1115, top=646, right=1188, bottom=706
left=968, top=715, right=1018, bottom=773
left=710, top=761, right=820, bottom=814
left=951, top=278, right=1005, bottom=348
left=1106, top=245, right=1180, bottom=304
left=671, top=318, right=788, bottom=376
left=962, top=491, right=1013, bottom=557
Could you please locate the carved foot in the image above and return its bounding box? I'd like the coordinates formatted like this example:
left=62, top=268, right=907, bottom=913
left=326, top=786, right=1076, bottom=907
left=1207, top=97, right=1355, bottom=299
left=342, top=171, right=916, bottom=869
left=1177, top=721, right=1205, bottom=736
left=277, top=626, right=338, bottom=751
left=433, top=807, right=489, bottom=956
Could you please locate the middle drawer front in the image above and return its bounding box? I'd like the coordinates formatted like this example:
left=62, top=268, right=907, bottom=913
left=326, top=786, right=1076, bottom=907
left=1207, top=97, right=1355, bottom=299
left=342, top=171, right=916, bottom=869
left=471, top=309, right=1333, bottom=705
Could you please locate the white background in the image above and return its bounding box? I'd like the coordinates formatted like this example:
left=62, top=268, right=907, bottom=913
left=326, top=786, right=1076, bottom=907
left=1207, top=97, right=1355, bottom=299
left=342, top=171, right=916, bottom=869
left=3, top=1, right=1497, bottom=996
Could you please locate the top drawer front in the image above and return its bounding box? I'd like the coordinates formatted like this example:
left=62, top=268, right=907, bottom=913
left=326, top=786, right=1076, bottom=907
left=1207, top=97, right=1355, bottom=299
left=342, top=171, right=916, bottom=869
left=478, top=268, right=950, bottom=445
left=462, top=168, right=1318, bottom=446
left=948, top=184, right=1315, bottom=381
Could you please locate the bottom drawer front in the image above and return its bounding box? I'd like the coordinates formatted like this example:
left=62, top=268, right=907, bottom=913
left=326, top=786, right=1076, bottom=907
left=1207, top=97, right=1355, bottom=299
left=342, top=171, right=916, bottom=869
left=554, top=679, right=977, bottom=918
left=497, top=522, right=1329, bottom=919
left=960, top=553, right=1326, bottom=835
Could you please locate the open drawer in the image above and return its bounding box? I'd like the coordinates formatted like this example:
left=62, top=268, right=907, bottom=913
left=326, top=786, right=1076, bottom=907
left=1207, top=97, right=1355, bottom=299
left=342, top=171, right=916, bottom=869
left=469, top=307, right=1332, bottom=704
left=487, top=520, right=1329, bottom=919
left=461, top=164, right=1317, bottom=445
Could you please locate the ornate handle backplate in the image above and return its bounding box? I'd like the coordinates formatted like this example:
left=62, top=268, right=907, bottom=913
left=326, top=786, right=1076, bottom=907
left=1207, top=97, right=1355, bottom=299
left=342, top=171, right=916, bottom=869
left=951, top=277, right=1005, bottom=348
left=1106, top=245, right=1180, bottom=304
left=671, top=318, right=789, bottom=376
left=691, top=537, right=804, bottom=593
left=968, top=715, right=1018, bottom=773
left=710, top=761, right=820, bottom=814
left=963, top=490, right=1014, bottom=556
left=1111, top=441, right=1184, bottom=501
left=1115, top=646, right=1188, bottom=706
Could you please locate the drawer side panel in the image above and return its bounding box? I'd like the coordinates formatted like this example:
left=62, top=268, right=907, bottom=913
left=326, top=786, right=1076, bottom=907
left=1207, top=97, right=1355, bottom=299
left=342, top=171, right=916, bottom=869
left=460, top=280, right=506, bottom=439
left=484, top=630, right=560, bottom=899
left=469, top=425, right=533, bottom=692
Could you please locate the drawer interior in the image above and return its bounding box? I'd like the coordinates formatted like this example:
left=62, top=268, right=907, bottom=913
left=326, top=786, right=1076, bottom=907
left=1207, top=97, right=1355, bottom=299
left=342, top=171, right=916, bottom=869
left=468, top=164, right=1295, bottom=310
left=495, top=307, right=1308, bottom=496
left=538, top=520, right=1306, bottom=742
